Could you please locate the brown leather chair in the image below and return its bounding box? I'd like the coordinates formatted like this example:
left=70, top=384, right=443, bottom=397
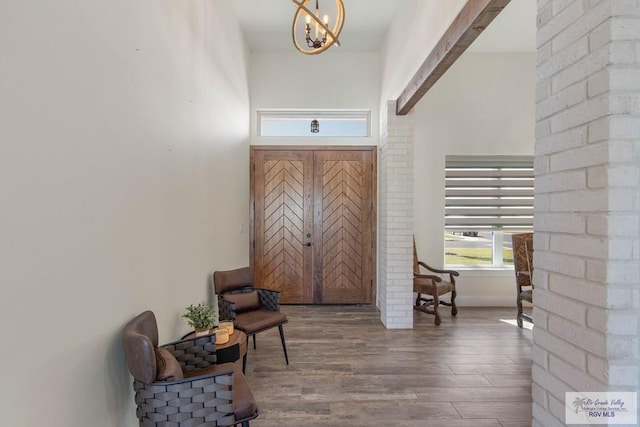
left=122, top=311, right=258, bottom=427
left=214, top=267, right=289, bottom=370
left=413, top=239, right=459, bottom=326
left=512, top=232, right=534, bottom=327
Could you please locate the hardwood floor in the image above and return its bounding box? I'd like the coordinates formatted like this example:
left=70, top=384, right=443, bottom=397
left=244, top=305, right=533, bottom=427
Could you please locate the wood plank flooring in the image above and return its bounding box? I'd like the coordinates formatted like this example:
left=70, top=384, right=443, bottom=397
left=244, top=306, right=533, bottom=427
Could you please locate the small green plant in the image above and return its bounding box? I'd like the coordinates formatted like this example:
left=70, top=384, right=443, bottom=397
left=182, top=302, right=218, bottom=330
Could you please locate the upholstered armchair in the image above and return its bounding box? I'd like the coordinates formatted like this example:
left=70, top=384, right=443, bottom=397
left=122, top=310, right=258, bottom=426
left=413, top=239, right=459, bottom=326
left=512, top=232, right=534, bottom=327
left=214, top=267, right=289, bottom=370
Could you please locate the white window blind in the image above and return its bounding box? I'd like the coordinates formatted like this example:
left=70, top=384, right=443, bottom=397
left=445, top=156, right=534, bottom=233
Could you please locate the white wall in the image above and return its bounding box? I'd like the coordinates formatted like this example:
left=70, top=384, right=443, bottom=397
left=0, top=1, right=250, bottom=426
left=379, top=1, right=536, bottom=308
left=413, top=53, right=536, bottom=305
left=379, top=0, right=466, bottom=109
left=249, top=51, right=379, bottom=146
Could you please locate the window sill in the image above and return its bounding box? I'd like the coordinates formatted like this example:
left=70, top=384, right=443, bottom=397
left=446, top=267, right=515, bottom=277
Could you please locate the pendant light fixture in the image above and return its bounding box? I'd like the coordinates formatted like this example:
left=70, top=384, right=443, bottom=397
left=310, top=119, right=320, bottom=133
left=291, top=0, right=345, bottom=55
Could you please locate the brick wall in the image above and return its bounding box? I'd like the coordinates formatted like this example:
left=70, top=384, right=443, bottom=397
left=534, top=1, right=640, bottom=425
left=378, top=101, right=414, bottom=329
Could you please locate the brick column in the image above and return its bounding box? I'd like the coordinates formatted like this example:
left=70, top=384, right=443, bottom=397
left=378, top=101, right=414, bottom=329
left=534, top=1, right=640, bottom=425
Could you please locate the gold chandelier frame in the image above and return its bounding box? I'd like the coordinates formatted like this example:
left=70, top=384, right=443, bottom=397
left=291, top=0, right=345, bottom=55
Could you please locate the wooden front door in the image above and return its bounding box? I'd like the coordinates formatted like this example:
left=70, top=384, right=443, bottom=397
left=251, top=147, right=376, bottom=304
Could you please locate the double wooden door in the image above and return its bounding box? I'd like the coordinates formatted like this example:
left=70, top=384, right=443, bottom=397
left=251, top=147, right=376, bottom=304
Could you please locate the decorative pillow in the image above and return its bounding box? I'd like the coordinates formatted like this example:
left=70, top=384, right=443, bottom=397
left=224, top=290, right=260, bottom=313
left=155, top=347, right=184, bottom=382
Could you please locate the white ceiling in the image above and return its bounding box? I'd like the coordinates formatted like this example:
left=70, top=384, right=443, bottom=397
left=468, top=0, right=537, bottom=53
left=232, top=0, right=536, bottom=53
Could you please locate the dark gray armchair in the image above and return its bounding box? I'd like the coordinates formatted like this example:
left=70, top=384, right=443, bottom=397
left=122, top=310, right=258, bottom=426
left=214, top=267, right=289, bottom=371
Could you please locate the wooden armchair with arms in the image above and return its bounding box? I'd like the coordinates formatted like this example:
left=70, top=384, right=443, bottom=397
left=512, top=232, right=534, bottom=327
left=413, top=239, right=460, bottom=326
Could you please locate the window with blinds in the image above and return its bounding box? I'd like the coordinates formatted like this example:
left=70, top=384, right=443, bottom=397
left=445, top=156, right=534, bottom=233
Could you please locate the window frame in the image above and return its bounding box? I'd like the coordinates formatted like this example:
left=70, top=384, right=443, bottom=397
left=257, top=109, right=371, bottom=138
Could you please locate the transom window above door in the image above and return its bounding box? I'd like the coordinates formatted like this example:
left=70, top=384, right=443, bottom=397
left=257, top=110, right=370, bottom=137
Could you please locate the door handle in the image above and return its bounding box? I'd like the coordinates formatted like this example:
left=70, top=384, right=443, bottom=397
left=305, top=242, right=311, bottom=247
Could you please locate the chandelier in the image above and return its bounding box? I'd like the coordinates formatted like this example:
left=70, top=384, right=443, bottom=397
left=291, top=0, right=345, bottom=55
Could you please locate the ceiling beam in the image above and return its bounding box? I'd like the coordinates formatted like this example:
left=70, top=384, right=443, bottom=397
left=395, top=0, right=512, bottom=116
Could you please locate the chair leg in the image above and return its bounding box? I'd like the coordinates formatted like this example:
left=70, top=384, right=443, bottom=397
left=252, top=334, right=257, bottom=350
left=517, top=296, right=524, bottom=328
left=278, top=324, right=289, bottom=365
left=451, top=290, right=458, bottom=316
left=243, top=335, right=249, bottom=372
left=433, top=294, right=441, bottom=326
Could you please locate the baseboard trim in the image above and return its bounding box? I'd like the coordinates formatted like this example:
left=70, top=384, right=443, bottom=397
left=455, top=296, right=515, bottom=307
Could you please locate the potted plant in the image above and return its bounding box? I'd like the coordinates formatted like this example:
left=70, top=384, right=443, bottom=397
left=182, top=302, right=218, bottom=336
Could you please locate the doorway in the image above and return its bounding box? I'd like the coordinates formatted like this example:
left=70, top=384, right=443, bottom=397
left=250, top=146, right=376, bottom=304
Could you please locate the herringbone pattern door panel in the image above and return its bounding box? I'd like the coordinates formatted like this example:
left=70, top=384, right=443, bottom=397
left=252, top=147, right=374, bottom=304
left=320, top=161, right=363, bottom=300
left=314, top=151, right=373, bottom=303
left=253, top=151, right=313, bottom=303
left=263, top=160, right=304, bottom=288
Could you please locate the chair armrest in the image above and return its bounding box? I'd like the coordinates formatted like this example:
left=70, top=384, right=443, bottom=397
left=134, top=371, right=235, bottom=426
left=414, top=273, right=442, bottom=283
left=149, top=367, right=234, bottom=386
left=418, top=261, right=460, bottom=277
left=161, top=334, right=218, bottom=373
left=218, top=296, right=237, bottom=321
left=256, top=288, right=281, bottom=311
